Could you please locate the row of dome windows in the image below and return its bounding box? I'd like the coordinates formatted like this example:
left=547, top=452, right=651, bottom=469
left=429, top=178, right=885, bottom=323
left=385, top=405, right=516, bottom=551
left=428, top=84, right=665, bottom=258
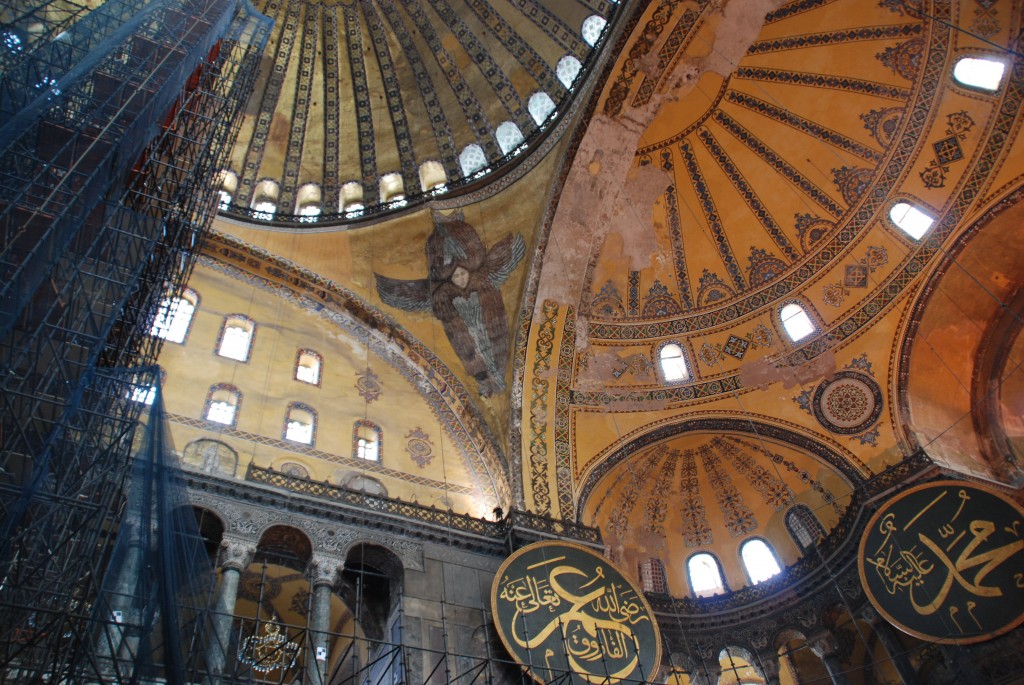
left=214, top=55, right=1003, bottom=222
left=217, top=12, right=612, bottom=220
left=640, top=505, right=826, bottom=597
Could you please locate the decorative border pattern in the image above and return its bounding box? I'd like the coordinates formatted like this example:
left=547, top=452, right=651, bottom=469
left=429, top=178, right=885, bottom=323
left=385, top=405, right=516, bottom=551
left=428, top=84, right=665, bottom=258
left=554, top=305, right=575, bottom=517
left=527, top=300, right=558, bottom=513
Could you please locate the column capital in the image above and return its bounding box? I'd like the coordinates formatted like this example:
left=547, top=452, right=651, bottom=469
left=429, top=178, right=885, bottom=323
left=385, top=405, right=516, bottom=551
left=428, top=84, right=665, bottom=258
left=219, top=536, right=256, bottom=572
left=808, top=631, right=839, bottom=659
left=308, top=554, right=344, bottom=588
left=757, top=655, right=781, bottom=684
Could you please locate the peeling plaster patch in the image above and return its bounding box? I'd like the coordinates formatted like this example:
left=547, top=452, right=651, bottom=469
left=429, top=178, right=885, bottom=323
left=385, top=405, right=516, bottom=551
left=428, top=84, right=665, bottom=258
left=535, top=0, right=780, bottom=322
left=740, top=349, right=837, bottom=390
left=703, top=0, right=789, bottom=77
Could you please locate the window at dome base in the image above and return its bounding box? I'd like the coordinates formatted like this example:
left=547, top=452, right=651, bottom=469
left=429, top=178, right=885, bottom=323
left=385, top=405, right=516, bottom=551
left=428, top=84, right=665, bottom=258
left=496, top=121, right=525, bottom=156
left=780, top=303, right=815, bottom=342
left=459, top=144, right=488, bottom=177
left=659, top=343, right=689, bottom=382
left=528, top=92, right=556, bottom=125
left=687, top=553, right=725, bottom=597
left=556, top=55, right=582, bottom=90
left=581, top=15, right=607, bottom=47
left=740, top=538, right=781, bottom=584
left=953, top=56, right=1006, bottom=91
left=889, top=201, right=934, bottom=240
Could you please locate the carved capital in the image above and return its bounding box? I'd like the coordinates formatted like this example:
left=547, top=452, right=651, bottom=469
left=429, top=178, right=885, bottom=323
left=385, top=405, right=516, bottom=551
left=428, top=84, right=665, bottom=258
left=758, top=656, right=781, bottom=680
left=219, top=536, right=256, bottom=572
left=808, top=631, right=839, bottom=659
left=307, top=554, right=344, bottom=588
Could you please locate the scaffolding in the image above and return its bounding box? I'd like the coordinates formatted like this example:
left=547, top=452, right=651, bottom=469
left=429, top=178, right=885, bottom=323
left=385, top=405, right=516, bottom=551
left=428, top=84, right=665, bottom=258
left=0, top=0, right=270, bottom=679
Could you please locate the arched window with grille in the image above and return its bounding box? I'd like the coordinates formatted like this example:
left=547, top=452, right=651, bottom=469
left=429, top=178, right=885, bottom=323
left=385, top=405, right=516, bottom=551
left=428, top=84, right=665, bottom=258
left=205, top=384, right=241, bottom=427
left=658, top=342, right=689, bottom=382
left=785, top=504, right=826, bottom=552
left=581, top=15, right=607, bottom=47
left=496, top=121, right=524, bottom=156
left=284, top=403, right=316, bottom=445
left=740, top=538, right=781, bottom=584
left=889, top=201, right=934, bottom=240
left=528, top=92, right=556, bottom=125
left=459, top=144, right=488, bottom=177
left=150, top=288, right=198, bottom=344
left=217, top=315, right=255, bottom=362
left=556, top=55, right=582, bottom=90
left=353, top=420, right=382, bottom=462
left=687, top=552, right=726, bottom=598
left=779, top=302, right=815, bottom=342
left=295, top=349, right=322, bottom=385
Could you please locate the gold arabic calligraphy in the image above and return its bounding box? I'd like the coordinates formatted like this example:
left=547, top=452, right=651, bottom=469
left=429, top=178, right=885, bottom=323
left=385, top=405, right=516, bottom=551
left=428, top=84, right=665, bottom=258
left=498, top=556, right=650, bottom=683
left=865, top=487, right=1024, bottom=636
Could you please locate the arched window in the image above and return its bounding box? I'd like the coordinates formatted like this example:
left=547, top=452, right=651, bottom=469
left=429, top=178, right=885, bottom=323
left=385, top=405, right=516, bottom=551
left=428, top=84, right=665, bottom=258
left=419, top=160, right=447, bottom=192
left=459, top=144, right=488, bottom=177
left=785, top=504, right=826, bottom=552
left=205, top=384, right=240, bottom=426
left=131, top=383, right=157, bottom=405
left=740, top=538, right=782, bottom=584
left=953, top=56, right=1005, bottom=92
left=295, top=182, right=322, bottom=220
left=284, top=403, right=316, bottom=445
left=528, top=92, right=556, bottom=125
left=779, top=303, right=815, bottom=342
left=251, top=179, right=279, bottom=220
left=658, top=342, right=689, bottom=382
left=217, top=315, right=255, bottom=362
left=379, top=172, right=406, bottom=205
left=217, top=170, right=238, bottom=210
left=687, top=553, right=725, bottom=597
left=340, top=181, right=365, bottom=214
left=150, top=289, right=198, bottom=344
left=889, top=201, right=934, bottom=240
left=556, top=55, right=583, bottom=90
left=295, top=349, right=322, bottom=385
left=581, top=15, right=607, bottom=47
left=496, top=121, right=524, bottom=156
left=353, top=420, right=382, bottom=462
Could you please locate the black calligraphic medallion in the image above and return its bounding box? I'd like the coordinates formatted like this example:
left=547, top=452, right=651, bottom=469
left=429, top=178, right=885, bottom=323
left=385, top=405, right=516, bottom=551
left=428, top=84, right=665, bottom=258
left=858, top=481, right=1024, bottom=644
left=491, top=541, right=661, bottom=685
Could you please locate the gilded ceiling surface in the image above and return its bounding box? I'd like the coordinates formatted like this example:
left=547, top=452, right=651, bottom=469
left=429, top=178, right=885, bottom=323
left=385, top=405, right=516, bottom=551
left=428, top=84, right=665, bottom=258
left=181, top=0, right=1024, bottom=601
left=220, top=0, right=617, bottom=221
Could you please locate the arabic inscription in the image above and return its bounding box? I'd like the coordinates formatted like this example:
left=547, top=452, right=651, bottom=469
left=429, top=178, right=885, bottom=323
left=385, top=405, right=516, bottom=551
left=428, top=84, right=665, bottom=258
left=491, top=542, right=661, bottom=685
left=858, top=482, right=1024, bottom=644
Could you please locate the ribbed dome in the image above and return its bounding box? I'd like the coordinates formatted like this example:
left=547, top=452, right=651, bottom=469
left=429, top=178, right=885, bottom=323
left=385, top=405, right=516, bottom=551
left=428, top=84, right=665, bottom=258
left=219, top=0, right=621, bottom=224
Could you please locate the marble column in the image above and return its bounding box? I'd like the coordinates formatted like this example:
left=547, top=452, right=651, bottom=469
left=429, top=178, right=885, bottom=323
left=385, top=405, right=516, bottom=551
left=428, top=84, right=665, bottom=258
left=206, top=537, right=255, bottom=683
left=862, top=606, right=920, bottom=685
left=757, top=653, right=782, bottom=685
left=809, top=632, right=852, bottom=685
left=306, top=554, right=343, bottom=685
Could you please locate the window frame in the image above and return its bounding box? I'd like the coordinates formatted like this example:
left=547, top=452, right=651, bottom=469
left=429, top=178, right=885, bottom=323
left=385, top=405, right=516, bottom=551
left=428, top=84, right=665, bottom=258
left=951, top=54, right=1007, bottom=93
left=352, top=419, right=383, bottom=463
left=686, top=551, right=728, bottom=598
left=150, top=288, right=199, bottom=344
left=204, top=383, right=241, bottom=428
left=739, top=537, right=782, bottom=585
left=887, top=199, right=935, bottom=241
left=216, top=314, right=256, bottom=363
left=294, top=348, right=323, bottom=386
left=283, top=402, right=317, bottom=446
left=777, top=301, right=817, bottom=343
left=785, top=504, right=826, bottom=552
left=655, top=340, right=690, bottom=384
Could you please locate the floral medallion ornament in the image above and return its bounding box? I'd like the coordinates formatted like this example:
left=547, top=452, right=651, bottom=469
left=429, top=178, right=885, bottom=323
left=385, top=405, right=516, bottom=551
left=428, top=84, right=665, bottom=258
left=355, top=368, right=382, bottom=403
left=812, top=370, right=883, bottom=434
left=492, top=542, right=661, bottom=685
left=405, top=427, right=433, bottom=468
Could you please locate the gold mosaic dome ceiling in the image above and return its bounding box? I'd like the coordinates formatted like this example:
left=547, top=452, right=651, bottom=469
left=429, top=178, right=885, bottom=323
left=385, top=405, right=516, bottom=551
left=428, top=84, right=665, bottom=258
left=219, top=0, right=621, bottom=224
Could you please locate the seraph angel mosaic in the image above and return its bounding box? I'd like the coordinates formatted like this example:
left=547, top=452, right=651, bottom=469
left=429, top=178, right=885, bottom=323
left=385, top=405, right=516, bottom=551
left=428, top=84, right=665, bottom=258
left=374, top=210, right=525, bottom=396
